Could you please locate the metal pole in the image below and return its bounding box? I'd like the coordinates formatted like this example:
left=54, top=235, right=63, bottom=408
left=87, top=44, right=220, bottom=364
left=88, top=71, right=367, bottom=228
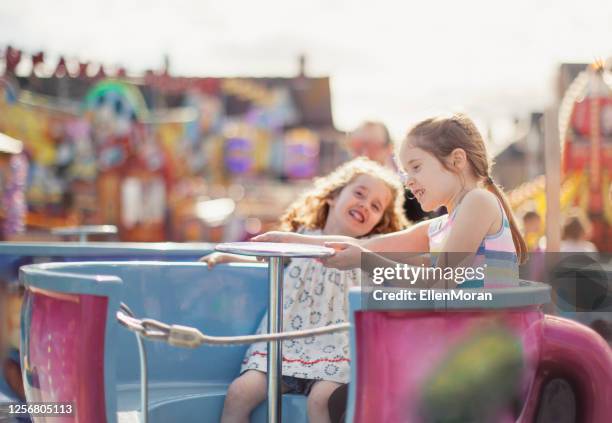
left=544, top=105, right=561, bottom=252
left=136, top=334, right=148, bottom=423
left=120, top=303, right=148, bottom=423
left=267, top=257, right=283, bottom=423
left=79, top=233, right=87, bottom=243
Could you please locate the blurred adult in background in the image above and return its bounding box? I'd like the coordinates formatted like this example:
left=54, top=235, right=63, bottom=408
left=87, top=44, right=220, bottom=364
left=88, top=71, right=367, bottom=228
left=345, top=121, right=395, bottom=168
left=558, top=208, right=607, bottom=347
left=345, top=121, right=439, bottom=222
left=560, top=209, right=598, bottom=253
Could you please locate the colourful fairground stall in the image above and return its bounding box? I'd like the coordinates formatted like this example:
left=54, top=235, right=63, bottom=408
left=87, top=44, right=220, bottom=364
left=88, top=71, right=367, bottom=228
left=508, top=60, right=612, bottom=252
left=0, top=47, right=346, bottom=243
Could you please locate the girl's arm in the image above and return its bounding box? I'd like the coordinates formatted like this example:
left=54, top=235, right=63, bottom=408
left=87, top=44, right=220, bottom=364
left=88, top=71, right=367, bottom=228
left=252, top=217, right=433, bottom=271
left=323, top=191, right=501, bottom=271
left=199, top=252, right=261, bottom=269
left=252, top=219, right=432, bottom=252
left=321, top=221, right=433, bottom=270
left=362, top=219, right=432, bottom=252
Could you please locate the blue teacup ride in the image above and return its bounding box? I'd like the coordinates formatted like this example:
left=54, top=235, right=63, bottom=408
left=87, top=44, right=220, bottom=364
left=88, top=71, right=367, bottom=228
left=0, top=241, right=215, bottom=404
left=16, top=249, right=612, bottom=422
left=19, top=259, right=342, bottom=422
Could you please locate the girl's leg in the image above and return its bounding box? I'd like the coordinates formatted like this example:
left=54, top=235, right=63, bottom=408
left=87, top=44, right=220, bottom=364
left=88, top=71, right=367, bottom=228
left=221, top=370, right=267, bottom=423
left=307, top=380, right=341, bottom=423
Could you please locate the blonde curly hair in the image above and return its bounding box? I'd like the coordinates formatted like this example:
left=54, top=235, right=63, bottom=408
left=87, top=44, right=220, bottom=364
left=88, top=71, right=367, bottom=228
left=279, top=157, right=408, bottom=235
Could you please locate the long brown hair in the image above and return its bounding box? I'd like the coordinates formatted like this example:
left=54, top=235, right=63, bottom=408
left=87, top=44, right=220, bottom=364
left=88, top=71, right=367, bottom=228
left=279, top=157, right=408, bottom=235
left=403, top=113, right=527, bottom=263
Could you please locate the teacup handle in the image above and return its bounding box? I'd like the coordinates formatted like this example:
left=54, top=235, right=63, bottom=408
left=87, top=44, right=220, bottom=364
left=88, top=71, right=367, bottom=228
left=519, top=315, right=612, bottom=423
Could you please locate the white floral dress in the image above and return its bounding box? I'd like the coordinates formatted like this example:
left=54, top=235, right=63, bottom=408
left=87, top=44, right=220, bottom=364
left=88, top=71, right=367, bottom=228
left=241, top=231, right=360, bottom=384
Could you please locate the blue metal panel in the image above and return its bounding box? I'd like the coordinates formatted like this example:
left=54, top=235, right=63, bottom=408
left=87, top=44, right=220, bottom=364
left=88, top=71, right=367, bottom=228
left=19, top=261, right=309, bottom=422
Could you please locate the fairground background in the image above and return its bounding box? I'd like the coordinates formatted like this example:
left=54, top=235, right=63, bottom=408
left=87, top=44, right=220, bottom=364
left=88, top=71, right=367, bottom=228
left=0, top=0, right=611, bottom=252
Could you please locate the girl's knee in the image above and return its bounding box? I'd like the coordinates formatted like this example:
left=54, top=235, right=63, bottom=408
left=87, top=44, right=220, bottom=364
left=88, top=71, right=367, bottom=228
left=225, top=371, right=266, bottom=408
left=307, top=384, right=334, bottom=415
left=307, top=391, right=328, bottom=413
left=225, top=381, right=254, bottom=405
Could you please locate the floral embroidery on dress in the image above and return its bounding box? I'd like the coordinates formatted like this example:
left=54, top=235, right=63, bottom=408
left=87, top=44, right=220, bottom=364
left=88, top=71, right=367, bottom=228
left=241, top=230, right=359, bottom=383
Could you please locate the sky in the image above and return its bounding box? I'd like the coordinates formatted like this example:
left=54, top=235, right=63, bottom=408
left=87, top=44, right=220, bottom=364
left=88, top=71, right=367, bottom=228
left=1, top=0, right=611, bottom=153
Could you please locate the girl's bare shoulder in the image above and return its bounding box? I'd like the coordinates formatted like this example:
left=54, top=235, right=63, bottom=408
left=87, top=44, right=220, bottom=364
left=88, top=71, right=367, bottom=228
left=458, top=189, right=503, bottom=235
left=461, top=188, right=499, bottom=212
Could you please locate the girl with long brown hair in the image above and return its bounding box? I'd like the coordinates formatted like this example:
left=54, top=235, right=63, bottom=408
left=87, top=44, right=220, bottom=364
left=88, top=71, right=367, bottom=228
left=255, top=113, right=527, bottom=284
left=255, top=114, right=528, bottom=422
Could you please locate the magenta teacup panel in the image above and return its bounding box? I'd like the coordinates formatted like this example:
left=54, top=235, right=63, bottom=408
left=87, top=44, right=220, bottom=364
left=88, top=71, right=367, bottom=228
left=23, top=289, right=108, bottom=423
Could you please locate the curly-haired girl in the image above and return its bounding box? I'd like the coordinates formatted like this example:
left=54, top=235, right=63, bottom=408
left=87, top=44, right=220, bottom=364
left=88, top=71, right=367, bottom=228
left=200, top=157, right=407, bottom=423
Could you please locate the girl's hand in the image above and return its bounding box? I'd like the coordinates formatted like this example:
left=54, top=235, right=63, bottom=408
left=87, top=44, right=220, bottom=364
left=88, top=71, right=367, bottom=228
left=199, top=252, right=236, bottom=269
left=250, top=231, right=299, bottom=243
left=320, top=242, right=363, bottom=270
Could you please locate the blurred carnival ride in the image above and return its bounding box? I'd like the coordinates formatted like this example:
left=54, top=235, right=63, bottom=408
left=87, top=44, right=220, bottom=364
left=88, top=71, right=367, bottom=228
left=508, top=60, right=612, bottom=251
left=0, top=47, right=344, bottom=242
